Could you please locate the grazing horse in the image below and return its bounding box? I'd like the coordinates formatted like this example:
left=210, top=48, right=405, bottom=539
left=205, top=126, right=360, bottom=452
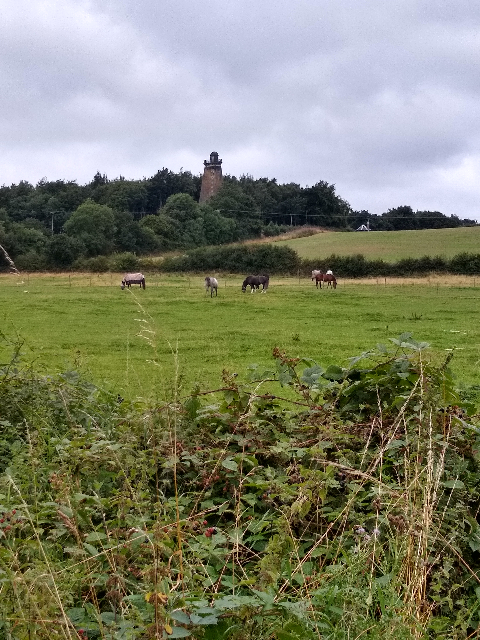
left=242, top=275, right=269, bottom=293
left=121, top=273, right=145, bottom=289
left=324, top=274, right=337, bottom=289
left=311, top=269, right=322, bottom=281
left=205, top=276, right=218, bottom=297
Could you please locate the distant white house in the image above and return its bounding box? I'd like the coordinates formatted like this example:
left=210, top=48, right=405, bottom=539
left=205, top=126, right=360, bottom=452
left=356, top=224, right=370, bottom=231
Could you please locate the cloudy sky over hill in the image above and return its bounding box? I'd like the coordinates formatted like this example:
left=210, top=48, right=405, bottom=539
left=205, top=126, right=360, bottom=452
left=1, top=0, right=479, bottom=219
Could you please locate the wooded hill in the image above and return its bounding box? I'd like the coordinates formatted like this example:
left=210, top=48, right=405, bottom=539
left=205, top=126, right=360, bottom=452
left=0, top=169, right=476, bottom=271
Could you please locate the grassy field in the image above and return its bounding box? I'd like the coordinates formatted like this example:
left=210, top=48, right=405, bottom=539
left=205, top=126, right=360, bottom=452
left=1, top=272, right=480, bottom=399
left=274, top=226, right=480, bottom=261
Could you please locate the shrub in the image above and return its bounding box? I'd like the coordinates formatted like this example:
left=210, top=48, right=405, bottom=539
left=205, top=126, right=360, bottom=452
left=15, top=250, right=48, bottom=271
left=73, top=254, right=111, bottom=272
left=161, top=243, right=300, bottom=274
left=1, top=334, right=479, bottom=638
left=111, top=251, right=139, bottom=272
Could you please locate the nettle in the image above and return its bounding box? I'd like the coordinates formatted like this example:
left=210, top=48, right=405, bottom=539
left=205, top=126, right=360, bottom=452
left=0, top=334, right=480, bottom=639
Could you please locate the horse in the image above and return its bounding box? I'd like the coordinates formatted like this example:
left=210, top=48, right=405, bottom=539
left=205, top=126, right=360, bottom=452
left=205, top=276, right=218, bottom=297
left=242, top=275, right=269, bottom=293
left=324, top=274, right=337, bottom=289
left=121, top=273, right=145, bottom=289
left=313, top=271, right=325, bottom=288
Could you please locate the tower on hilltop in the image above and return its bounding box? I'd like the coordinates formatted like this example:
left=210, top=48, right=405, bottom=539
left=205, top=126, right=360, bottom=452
left=199, top=151, right=223, bottom=203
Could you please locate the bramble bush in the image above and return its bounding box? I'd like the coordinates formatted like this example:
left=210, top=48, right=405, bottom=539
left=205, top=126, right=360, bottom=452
left=1, top=332, right=480, bottom=638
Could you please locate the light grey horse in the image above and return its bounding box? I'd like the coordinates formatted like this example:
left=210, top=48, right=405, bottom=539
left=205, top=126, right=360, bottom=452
left=205, top=276, right=218, bottom=297
left=121, top=273, right=146, bottom=289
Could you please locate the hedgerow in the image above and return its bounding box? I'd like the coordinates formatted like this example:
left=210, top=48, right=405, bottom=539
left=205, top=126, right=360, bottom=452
left=1, top=334, right=480, bottom=638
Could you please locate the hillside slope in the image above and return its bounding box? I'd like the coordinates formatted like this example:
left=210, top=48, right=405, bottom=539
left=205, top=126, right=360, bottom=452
left=274, top=226, right=480, bottom=261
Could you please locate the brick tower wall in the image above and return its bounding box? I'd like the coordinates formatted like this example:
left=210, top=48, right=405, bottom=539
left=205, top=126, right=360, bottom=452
left=199, top=153, right=223, bottom=203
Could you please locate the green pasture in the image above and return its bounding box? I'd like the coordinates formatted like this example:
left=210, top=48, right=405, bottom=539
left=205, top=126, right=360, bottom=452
left=1, top=273, right=480, bottom=399
left=275, top=226, right=480, bottom=261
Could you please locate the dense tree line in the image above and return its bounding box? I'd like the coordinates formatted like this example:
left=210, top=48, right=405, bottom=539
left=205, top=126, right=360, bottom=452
left=0, top=169, right=476, bottom=271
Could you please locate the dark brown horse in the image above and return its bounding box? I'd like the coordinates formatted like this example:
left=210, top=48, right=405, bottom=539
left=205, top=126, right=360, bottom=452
left=314, top=272, right=337, bottom=289
left=242, top=275, right=269, bottom=293
left=313, top=272, right=325, bottom=288
left=324, top=274, right=337, bottom=289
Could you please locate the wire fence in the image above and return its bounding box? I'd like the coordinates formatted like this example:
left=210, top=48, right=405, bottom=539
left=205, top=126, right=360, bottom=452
left=0, top=272, right=479, bottom=290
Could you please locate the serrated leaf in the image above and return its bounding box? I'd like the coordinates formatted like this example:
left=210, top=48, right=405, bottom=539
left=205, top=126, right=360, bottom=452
left=324, top=365, right=344, bottom=380
left=189, top=613, right=218, bottom=625
left=67, top=607, right=86, bottom=624
left=170, top=610, right=191, bottom=624
left=101, top=611, right=116, bottom=623
left=301, top=365, right=325, bottom=386
left=85, top=531, right=107, bottom=542
left=221, top=459, right=238, bottom=471
left=83, top=543, right=98, bottom=556
left=442, top=480, right=465, bottom=489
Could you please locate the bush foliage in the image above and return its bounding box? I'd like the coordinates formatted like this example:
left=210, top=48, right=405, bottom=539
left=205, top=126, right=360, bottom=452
left=1, top=333, right=480, bottom=638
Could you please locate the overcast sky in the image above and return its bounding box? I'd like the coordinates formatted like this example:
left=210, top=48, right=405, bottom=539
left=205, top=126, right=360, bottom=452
left=1, top=0, right=479, bottom=219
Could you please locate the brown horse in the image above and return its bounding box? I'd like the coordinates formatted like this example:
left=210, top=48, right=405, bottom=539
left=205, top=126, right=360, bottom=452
left=324, top=274, right=337, bottom=289
left=314, top=272, right=337, bottom=289
left=314, top=272, right=325, bottom=288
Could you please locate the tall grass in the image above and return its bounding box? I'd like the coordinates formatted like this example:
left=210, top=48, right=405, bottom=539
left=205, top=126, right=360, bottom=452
left=1, top=329, right=479, bottom=638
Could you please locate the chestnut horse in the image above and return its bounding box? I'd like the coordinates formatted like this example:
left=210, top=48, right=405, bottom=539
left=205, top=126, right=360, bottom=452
left=314, top=272, right=337, bottom=289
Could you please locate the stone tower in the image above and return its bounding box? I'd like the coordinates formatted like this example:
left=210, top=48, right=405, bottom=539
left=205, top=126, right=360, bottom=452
left=199, top=151, right=223, bottom=203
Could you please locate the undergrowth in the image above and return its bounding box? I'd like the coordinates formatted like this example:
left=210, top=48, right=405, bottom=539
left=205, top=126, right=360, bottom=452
left=1, top=333, right=480, bottom=639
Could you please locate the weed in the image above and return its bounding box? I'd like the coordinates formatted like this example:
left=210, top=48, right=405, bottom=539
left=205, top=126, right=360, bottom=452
left=0, top=334, right=479, bottom=637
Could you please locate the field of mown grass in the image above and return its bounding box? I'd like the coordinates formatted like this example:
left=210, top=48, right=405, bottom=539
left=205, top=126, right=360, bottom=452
left=274, top=226, right=480, bottom=261
left=2, top=272, right=480, bottom=399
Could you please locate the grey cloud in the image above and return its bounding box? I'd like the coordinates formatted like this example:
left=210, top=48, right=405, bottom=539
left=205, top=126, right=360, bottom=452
left=0, top=0, right=479, bottom=219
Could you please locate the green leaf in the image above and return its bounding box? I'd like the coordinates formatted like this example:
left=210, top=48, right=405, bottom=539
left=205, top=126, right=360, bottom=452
left=324, top=365, right=344, bottom=380
left=168, top=627, right=191, bottom=638
left=67, top=607, right=86, bottom=624
left=83, top=543, right=99, bottom=556
left=189, top=614, right=218, bottom=625
left=301, top=365, right=325, bottom=386
left=442, top=480, right=465, bottom=489
left=100, top=611, right=116, bottom=623
left=85, top=531, right=107, bottom=542
left=170, top=610, right=191, bottom=625
left=221, top=458, right=238, bottom=471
